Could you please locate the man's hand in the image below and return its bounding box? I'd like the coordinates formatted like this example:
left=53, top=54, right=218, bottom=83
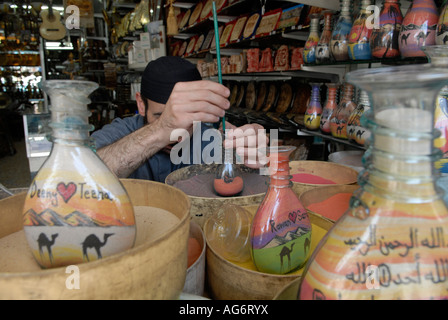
left=223, top=122, right=269, bottom=169
left=156, top=80, right=230, bottom=143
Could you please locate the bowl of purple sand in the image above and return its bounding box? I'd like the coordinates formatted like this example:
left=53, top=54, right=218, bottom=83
left=166, top=164, right=268, bottom=228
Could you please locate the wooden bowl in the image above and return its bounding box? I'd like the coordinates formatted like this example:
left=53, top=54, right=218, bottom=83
left=0, top=179, right=190, bottom=300
left=300, top=184, right=360, bottom=223
left=204, top=205, right=332, bottom=300
left=165, top=164, right=267, bottom=228
left=290, top=160, right=359, bottom=197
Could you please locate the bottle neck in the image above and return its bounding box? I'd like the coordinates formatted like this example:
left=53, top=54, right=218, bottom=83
left=310, top=18, right=320, bottom=33
left=267, top=153, right=293, bottom=188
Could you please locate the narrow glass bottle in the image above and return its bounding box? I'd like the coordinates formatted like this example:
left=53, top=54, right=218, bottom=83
left=250, top=146, right=312, bottom=274
left=320, top=83, right=339, bottom=134
left=316, top=10, right=335, bottom=64
left=304, top=83, right=323, bottom=130
left=298, top=64, right=448, bottom=300
left=347, top=90, right=371, bottom=145
left=330, top=0, right=353, bottom=62
left=303, top=14, right=321, bottom=65
left=348, top=0, right=373, bottom=60
left=22, top=80, right=136, bottom=269
left=330, top=83, right=357, bottom=139
left=370, top=0, right=403, bottom=59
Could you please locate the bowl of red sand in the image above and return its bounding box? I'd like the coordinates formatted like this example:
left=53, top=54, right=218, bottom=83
left=166, top=164, right=269, bottom=228
left=299, top=184, right=360, bottom=223
left=289, top=160, right=359, bottom=197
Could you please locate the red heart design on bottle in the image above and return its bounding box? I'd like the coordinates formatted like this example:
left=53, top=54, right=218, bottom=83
left=289, top=211, right=297, bottom=223
left=57, top=182, right=77, bottom=203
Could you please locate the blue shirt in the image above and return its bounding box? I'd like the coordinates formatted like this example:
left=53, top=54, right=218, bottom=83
left=91, top=115, right=217, bottom=183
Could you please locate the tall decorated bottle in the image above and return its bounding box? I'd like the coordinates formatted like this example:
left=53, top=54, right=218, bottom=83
left=320, top=83, right=339, bottom=134
left=298, top=64, right=448, bottom=300
left=348, top=0, right=373, bottom=60
left=316, top=10, right=335, bottom=64
left=347, top=90, right=371, bottom=145
left=250, top=146, right=312, bottom=274
left=303, top=14, right=321, bottom=64
left=330, top=0, right=353, bottom=62
left=398, top=0, right=438, bottom=58
left=304, top=83, right=323, bottom=130
left=22, top=80, right=136, bottom=269
left=330, top=83, right=357, bottom=139
left=370, top=0, right=403, bottom=59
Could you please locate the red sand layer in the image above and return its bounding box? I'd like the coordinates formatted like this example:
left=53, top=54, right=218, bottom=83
left=307, top=192, right=352, bottom=221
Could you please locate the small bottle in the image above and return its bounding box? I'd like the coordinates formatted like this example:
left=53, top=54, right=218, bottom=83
left=22, top=80, right=136, bottom=269
left=320, top=83, right=339, bottom=134
left=316, top=10, right=335, bottom=64
left=330, top=83, right=357, bottom=139
left=214, top=143, right=244, bottom=197
left=250, top=146, right=312, bottom=274
left=304, top=83, right=323, bottom=130
left=347, top=89, right=371, bottom=145
left=303, top=14, right=321, bottom=64
left=348, top=0, right=373, bottom=60
left=330, top=0, right=353, bottom=62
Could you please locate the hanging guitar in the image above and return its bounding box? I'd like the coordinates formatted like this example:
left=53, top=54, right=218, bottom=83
left=39, top=0, right=66, bottom=41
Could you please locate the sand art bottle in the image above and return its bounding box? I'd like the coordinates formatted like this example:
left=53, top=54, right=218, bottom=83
left=250, top=146, right=312, bottom=274
left=304, top=83, right=323, bottom=130
left=298, top=64, right=448, bottom=300
left=348, top=0, right=373, bottom=60
left=303, top=14, right=321, bottom=64
left=330, top=83, right=357, bottom=139
left=22, top=80, right=136, bottom=269
left=331, top=0, right=353, bottom=62
left=320, top=83, right=339, bottom=134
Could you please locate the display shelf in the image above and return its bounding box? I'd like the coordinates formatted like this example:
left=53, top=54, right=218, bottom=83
left=298, top=128, right=367, bottom=150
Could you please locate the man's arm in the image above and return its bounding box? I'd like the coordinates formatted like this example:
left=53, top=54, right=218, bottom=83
left=95, top=120, right=169, bottom=178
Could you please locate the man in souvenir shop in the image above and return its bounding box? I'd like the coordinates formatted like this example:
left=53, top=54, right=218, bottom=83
left=91, top=56, right=267, bottom=182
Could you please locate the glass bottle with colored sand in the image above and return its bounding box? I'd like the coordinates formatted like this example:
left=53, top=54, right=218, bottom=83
left=298, top=64, right=448, bottom=300
left=348, top=0, right=373, bottom=60
left=330, top=0, right=353, bottom=62
left=303, top=14, right=321, bottom=64
left=347, top=89, right=371, bottom=145
left=22, top=80, right=136, bottom=269
left=316, top=10, right=335, bottom=64
left=370, top=0, right=403, bottom=59
left=320, top=83, right=339, bottom=134
left=330, top=82, right=357, bottom=139
left=250, top=146, right=312, bottom=275
left=214, top=141, right=244, bottom=197
left=304, top=83, right=323, bottom=130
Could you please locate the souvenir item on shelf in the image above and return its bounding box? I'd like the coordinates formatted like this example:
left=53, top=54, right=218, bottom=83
left=436, top=0, right=448, bottom=45
left=290, top=47, right=304, bottom=70
left=370, top=0, right=403, bottom=59
left=246, top=48, right=260, bottom=72
left=178, top=40, right=187, bottom=56
left=188, top=1, right=203, bottom=26
left=243, top=12, right=262, bottom=39
left=201, top=29, right=215, bottom=51
left=348, top=0, right=373, bottom=60
left=255, top=8, right=282, bottom=37
left=22, top=80, right=136, bottom=269
left=201, top=0, right=214, bottom=21
left=316, top=10, right=335, bottom=64
left=215, top=0, right=228, bottom=12
left=398, top=0, right=438, bottom=58
left=185, top=36, right=198, bottom=56
left=330, top=83, right=357, bottom=139
left=347, top=90, right=371, bottom=144
left=194, top=33, right=205, bottom=52
left=229, top=83, right=239, bottom=107
left=274, top=45, right=289, bottom=71
left=423, top=45, right=448, bottom=174
left=259, top=48, right=274, bottom=72
left=250, top=146, right=312, bottom=274
left=304, top=83, right=323, bottom=130
left=236, top=83, right=246, bottom=107
left=220, top=21, right=236, bottom=47
left=262, top=83, right=279, bottom=112
left=210, top=25, right=223, bottom=50
left=230, top=15, right=248, bottom=42
left=320, top=83, right=339, bottom=134
left=179, top=8, right=191, bottom=30
left=290, top=83, right=311, bottom=114
left=245, top=81, right=257, bottom=110
left=277, top=4, right=304, bottom=29
left=255, top=82, right=268, bottom=111
left=303, top=13, right=321, bottom=64
left=276, top=82, right=294, bottom=113
left=298, top=64, right=448, bottom=300
left=331, top=0, right=353, bottom=62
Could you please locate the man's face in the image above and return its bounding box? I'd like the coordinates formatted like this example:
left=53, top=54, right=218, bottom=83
left=136, top=92, right=173, bottom=154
